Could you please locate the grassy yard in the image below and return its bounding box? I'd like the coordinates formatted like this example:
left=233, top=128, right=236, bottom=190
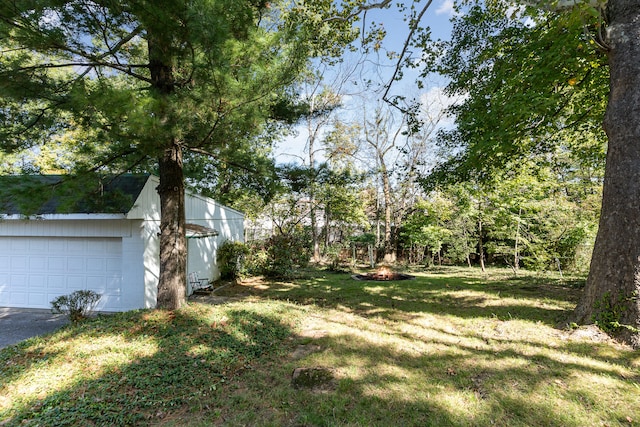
left=1, top=267, right=639, bottom=426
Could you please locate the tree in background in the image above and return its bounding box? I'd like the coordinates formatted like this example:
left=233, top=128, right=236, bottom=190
left=360, top=103, right=406, bottom=262
left=297, top=72, right=343, bottom=262
left=427, top=1, right=607, bottom=186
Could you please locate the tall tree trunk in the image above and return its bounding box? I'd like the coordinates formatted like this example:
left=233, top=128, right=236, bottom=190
left=310, top=198, right=321, bottom=262
left=324, top=208, right=331, bottom=249
left=157, top=145, right=187, bottom=310
left=573, top=0, right=640, bottom=347
left=381, top=162, right=396, bottom=263
left=148, top=33, right=187, bottom=310
left=514, top=208, right=521, bottom=275
left=478, top=215, right=486, bottom=273
left=307, top=111, right=321, bottom=263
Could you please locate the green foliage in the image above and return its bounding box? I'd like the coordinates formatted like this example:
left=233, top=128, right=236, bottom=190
left=324, top=242, right=348, bottom=271
left=425, top=0, right=608, bottom=188
left=247, top=231, right=312, bottom=279
left=349, top=233, right=376, bottom=245
left=1, top=303, right=295, bottom=425
left=217, top=240, right=250, bottom=280
left=400, top=160, right=599, bottom=272
left=0, top=0, right=381, bottom=308
left=50, top=290, right=101, bottom=323
left=593, top=291, right=640, bottom=334
left=264, top=232, right=312, bottom=278
left=0, top=0, right=372, bottom=197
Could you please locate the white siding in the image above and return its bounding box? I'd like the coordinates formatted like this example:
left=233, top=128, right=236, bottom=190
left=184, top=192, right=244, bottom=287
left=0, top=219, right=132, bottom=237
left=127, top=175, right=245, bottom=290
left=0, top=175, right=244, bottom=308
left=0, top=236, right=124, bottom=310
left=126, top=176, right=161, bottom=221
left=0, top=219, right=148, bottom=311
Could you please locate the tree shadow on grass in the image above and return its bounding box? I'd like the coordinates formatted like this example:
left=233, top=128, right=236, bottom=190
left=210, top=325, right=639, bottom=427
left=0, top=304, right=294, bottom=426
left=233, top=270, right=580, bottom=327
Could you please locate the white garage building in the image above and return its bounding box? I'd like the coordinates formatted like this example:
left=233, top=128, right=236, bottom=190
left=0, top=174, right=244, bottom=312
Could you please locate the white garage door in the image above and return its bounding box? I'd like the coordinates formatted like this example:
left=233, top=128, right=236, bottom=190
left=0, top=237, right=124, bottom=311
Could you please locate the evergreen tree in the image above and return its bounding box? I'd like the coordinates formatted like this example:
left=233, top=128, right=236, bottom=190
left=0, top=0, right=369, bottom=309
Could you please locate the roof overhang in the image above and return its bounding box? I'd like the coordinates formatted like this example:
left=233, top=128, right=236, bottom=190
left=186, top=223, right=219, bottom=239
left=0, top=213, right=127, bottom=220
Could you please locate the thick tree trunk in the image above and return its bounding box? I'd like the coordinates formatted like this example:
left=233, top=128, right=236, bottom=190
left=148, top=33, right=188, bottom=310
left=156, top=145, right=187, bottom=310
left=573, top=0, right=640, bottom=347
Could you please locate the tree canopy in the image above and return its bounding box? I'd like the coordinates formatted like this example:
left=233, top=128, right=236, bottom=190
left=425, top=0, right=608, bottom=187
left=0, top=0, right=377, bottom=308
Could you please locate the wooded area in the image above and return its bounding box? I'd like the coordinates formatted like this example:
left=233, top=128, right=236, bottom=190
left=1, top=0, right=639, bottom=346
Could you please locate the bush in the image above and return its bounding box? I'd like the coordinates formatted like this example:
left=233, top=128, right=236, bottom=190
left=244, top=240, right=269, bottom=275
left=217, top=240, right=250, bottom=280
left=245, top=232, right=311, bottom=278
left=51, top=290, right=101, bottom=322
left=325, top=242, right=348, bottom=271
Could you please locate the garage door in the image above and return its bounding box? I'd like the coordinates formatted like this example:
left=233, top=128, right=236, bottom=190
left=0, top=237, right=123, bottom=311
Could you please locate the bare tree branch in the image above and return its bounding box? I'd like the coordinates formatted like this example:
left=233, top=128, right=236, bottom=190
left=323, top=0, right=393, bottom=22
left=382, top=0, right=434, bottom=106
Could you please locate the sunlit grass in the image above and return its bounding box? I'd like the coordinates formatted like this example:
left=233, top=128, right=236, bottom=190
left=2, top=266, right=639, bottom=426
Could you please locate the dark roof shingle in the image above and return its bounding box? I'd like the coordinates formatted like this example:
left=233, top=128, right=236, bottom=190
left=0, top=174, right=150, bottom=215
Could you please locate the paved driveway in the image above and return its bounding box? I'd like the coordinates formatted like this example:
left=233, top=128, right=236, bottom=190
left=0, top=308, right=69, bottom=350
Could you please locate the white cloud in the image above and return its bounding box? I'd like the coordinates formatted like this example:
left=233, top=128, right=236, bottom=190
left=435, top=0, right=455, bottom=16
left=419, top=86, right=466, bottom=130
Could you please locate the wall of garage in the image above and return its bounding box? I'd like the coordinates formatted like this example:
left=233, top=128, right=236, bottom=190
left=0, top=218, right=147, bottom=312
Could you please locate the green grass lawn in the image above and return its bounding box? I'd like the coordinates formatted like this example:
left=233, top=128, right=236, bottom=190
left=1, top=266, right=639, bottom=426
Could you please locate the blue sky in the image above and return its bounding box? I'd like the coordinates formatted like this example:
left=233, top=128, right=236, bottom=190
left=274, top=0, right=457, bottom=165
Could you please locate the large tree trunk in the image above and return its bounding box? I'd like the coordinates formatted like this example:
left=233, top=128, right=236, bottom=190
left=156, top=145, right=187, bottom=310
left=573, top=0, right=640, bottom=347
left=148, top=33, right=188, bottom=310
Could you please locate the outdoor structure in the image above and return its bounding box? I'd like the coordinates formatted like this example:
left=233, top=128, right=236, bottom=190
left=0, top=174, right=244, bottom=312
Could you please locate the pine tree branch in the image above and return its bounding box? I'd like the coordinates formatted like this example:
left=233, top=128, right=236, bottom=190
left=186, top=147, right=258, bottom=174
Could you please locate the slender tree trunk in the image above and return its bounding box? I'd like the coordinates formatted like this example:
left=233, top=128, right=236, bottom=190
left=324, top=208, right=331, bottom=249
left=381, top=162, right=396, bottom=263
left=514, top=208, right=521, bottom=275
left=310, top=198, right=320, bottom=262
left=573, top=0, right=640, bottom=347
left=307, top=110, right=321, bottom=263
left=148, top=33, right=187, bottom=310
left=478, top=215, right=486, bottom=273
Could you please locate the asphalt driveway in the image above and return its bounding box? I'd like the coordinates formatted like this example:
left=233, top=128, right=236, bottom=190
left=0, top=308, right=69, bottom=350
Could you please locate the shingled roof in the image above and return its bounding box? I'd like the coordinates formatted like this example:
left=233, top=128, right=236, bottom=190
left=0, top=174, right=150, bottom=215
